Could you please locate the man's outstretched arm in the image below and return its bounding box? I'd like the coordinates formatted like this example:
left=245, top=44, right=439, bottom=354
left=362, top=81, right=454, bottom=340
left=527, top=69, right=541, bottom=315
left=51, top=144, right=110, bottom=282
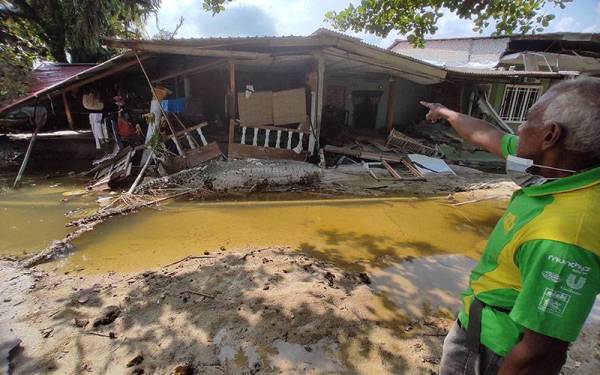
left=498, top=329, right=568, bottom=375
left=420, top=101, right=506, bottom=158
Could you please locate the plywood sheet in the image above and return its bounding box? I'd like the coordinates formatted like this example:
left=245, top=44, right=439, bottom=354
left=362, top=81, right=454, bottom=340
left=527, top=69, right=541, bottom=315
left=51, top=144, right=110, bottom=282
left=273, top=88, right=307, bottom=127
left=238, top=91, right=273, bottom=126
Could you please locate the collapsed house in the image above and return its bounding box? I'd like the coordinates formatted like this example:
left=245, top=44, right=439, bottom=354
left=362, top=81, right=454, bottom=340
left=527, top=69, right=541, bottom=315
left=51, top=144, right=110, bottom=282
left=1, top=30, right=595, bottom=190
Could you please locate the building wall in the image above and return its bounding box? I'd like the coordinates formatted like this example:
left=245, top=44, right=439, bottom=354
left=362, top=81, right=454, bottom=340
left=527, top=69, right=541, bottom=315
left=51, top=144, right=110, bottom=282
left=325, top=75, right=388, bottom=129
left=324, top=75, right=450, bottom=131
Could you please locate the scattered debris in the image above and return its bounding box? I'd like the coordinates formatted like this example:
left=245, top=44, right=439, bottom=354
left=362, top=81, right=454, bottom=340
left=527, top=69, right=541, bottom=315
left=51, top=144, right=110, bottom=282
left=93, top=306, right=121, bottom=327
left=173, top=363, right=194, bottom=375
left=127, top=353, right=144, bottom=367
left=40, top=327, right=54, bottom=338
left=74, top=318, right=89, bottom=328
left=358, top=272, right=371, bottom=285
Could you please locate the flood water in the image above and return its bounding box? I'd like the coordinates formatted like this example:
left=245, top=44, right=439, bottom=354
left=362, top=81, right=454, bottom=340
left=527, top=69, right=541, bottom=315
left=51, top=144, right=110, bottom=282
left=1, top=175, right=506, bottom=275
left=0, top=174, right=96, bottom=256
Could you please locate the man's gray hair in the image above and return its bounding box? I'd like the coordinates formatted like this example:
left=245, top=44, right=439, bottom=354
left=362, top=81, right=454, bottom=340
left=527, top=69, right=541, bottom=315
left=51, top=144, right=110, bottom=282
left=542, top=77, right=600, bottom=158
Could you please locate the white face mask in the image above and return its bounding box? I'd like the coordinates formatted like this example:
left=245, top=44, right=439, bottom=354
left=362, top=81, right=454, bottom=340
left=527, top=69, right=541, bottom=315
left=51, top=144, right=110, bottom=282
left=505, top=155, right=577, bottom=188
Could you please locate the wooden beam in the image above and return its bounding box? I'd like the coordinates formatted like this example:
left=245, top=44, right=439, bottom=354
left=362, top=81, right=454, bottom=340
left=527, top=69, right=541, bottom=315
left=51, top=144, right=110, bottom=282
left=65, top=58, right=147, bottom=92
left=229, top=61, right=236, bottom=119
left=227, top=61, right=236, bottom=158
left=111, top=42, right=270, bottom=60
left=324, top=48, right=442, bottom=83
left=62, top=92, right=74, bottom=129
left=315, top=53, right=325, bottom=140
left=323, top=145, right=405, bottom=163
left=385, top=78, right=397, bottom=132
left=152, top=59, right=225, bottom=83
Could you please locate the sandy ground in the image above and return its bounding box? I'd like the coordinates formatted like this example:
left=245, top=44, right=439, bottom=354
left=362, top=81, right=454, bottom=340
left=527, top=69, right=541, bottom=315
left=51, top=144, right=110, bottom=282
left=2, top=247, right=599, bottom=375
left=1, top=249, right=451, bottom=374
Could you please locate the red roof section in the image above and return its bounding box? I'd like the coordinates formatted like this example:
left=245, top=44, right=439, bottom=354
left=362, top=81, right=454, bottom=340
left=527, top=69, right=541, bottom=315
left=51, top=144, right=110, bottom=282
left=1, top=63, right=95, bottom=113
left=27, top=63, right=95, bottom=94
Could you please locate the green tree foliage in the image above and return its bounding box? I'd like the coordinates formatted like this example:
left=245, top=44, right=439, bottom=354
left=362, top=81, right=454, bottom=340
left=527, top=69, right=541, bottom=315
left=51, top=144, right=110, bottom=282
left=0, top=0, right=161, bottom=63
left=0, top=47, right=31, bottom=106
left=325, top=0, right=570, bottom=45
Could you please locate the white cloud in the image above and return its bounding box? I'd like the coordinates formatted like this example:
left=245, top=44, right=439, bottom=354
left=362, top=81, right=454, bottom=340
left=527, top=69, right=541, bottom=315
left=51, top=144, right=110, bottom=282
left=147, top=0, right=496, bottom=44
left=551, top=16, right=580, bottom=32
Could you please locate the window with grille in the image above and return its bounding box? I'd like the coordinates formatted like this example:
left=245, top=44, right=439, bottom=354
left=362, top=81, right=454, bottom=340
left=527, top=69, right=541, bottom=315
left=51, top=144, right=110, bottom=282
left=498, top=85, right=542, bottom=123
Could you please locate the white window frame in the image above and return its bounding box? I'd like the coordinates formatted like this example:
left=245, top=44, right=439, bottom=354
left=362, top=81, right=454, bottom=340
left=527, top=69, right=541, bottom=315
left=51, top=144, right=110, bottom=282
left=499, top=84, right=542, bottom=123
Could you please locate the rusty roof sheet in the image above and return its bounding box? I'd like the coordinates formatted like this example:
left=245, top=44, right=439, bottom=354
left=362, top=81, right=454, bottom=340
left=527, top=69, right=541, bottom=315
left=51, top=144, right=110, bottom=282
left=1, top=63, right=95, bottom=113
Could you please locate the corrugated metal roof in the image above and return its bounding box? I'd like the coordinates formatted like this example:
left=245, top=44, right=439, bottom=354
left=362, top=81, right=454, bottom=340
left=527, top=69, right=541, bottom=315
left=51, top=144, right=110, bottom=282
left=1, top=53, right=137, bottom=114
left=1, top=63, right=95, bottom=113
left=446, top=67, right=578, bottom=79
left=389, top=37, right=510, bottom=68
left=27, top=63, right=95, bottom=93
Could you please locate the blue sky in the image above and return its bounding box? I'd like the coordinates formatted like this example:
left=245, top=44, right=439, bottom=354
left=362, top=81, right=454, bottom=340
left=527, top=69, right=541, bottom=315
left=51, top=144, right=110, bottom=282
left=147, top=0, right=600, bottom=47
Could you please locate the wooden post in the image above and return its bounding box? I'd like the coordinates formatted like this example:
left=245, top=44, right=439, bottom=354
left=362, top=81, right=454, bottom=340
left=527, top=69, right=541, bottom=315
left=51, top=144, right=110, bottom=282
left=62, top=92, right=74, bottom=129
left=386, top=77, right=397, bottom=132
left=227, top=61, right=236, bottom=156
left=183, top=76, right=191, bottom=99
left=228, top=61, right=236, bottom=119
left=315, top=54, right=325, bottom=141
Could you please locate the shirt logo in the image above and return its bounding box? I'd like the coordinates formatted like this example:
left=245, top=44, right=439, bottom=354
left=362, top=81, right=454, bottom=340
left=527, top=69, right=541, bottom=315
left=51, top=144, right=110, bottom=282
left=541, top=271, right=561, bottom=283
left=566, top=274, right=586, bottom=290
left=503, top=213, right=516, bottom=232
left=538, top=288, right=571, bottom=317
left=547, top=255, right=591, bottom=275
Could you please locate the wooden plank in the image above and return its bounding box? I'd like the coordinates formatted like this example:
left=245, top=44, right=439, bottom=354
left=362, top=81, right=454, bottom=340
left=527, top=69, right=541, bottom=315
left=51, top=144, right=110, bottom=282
left=164, top=142, right=223, bottom=173
left=385, top=78, right=396, bottom=132
left=164, top=122, right=209, bottom=141
left=381, top=160, right=402, bottom=180
left=315, top=53, right=325, bottom=140
left=228, top=143, right=308, bottom=161
left=401, top=159, right=425, bottom=178
left=229, top=61, right=236, bottom=119
left=110, top=41, right=271, bottom=60
left=66, top=58, right=147, bottom=92
left=323, top=145, right=404, bottom=163
left=62, top=92, right=74, bottom=129
left=153, top=59, right=226, bottom=83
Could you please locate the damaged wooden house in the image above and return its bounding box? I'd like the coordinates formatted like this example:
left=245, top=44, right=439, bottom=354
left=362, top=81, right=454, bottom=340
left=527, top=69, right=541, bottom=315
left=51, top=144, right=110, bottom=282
left=0, top=29, right=451, bottom=188
left=2, top=30, right=595, bottom=189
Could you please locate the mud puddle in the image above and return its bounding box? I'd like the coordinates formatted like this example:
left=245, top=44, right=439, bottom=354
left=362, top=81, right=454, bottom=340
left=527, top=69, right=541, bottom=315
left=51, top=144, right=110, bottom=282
left=42, top=197, right=506, bottom=274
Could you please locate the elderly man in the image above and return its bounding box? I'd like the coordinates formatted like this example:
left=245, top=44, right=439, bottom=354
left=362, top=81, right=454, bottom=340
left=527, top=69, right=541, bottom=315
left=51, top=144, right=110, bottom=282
left=421, top=77, right=600, bottom=375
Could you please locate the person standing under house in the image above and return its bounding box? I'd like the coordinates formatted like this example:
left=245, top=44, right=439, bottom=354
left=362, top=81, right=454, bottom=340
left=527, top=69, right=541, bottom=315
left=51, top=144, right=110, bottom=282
left=421, top=77, right=600, bottom=375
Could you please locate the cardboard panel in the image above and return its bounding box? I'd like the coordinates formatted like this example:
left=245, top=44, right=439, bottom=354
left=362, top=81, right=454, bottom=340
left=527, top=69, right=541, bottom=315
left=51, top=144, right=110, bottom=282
left=238, top=91, right=273, bottom=126
left=273, top=88, right=307, bottom=126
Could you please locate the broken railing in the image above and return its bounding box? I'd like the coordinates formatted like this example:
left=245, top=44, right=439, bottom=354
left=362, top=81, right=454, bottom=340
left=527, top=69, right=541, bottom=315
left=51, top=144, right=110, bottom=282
left=228, top=120, right=316, bottom=161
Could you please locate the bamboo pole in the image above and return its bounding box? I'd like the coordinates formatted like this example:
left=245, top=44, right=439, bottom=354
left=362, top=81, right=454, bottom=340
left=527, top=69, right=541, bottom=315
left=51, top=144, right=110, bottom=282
left=127, top=150, right=153, bottom=194
left=13, top=99, right=43, bottom=188
left=134, top=52, right=185, bottom=157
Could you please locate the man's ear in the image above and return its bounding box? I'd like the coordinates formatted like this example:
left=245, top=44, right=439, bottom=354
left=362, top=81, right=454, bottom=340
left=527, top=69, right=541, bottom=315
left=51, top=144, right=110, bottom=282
left=541, top=122, right=563, bottom=150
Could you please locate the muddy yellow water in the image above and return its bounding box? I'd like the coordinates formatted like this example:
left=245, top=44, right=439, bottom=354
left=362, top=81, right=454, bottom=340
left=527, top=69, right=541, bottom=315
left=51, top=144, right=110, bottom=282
left=47, top=197, right=505, bottom=273
left=0, top=175, right=95, bottom=255
left=1, top=175, right=507, bottom=273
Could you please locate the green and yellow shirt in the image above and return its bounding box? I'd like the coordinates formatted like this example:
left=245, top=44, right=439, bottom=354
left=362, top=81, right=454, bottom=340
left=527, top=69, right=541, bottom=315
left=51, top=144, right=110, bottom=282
left=458, top=134, right=600, bottom=356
